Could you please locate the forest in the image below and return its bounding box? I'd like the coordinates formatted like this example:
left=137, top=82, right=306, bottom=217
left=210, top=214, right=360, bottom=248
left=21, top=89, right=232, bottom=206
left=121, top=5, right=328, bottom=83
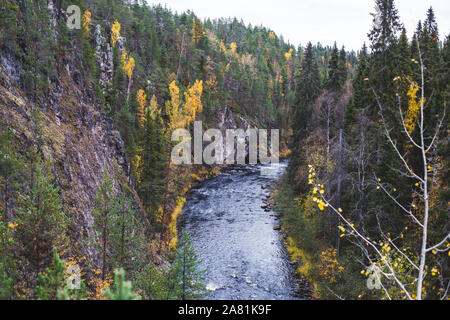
left=0, top=0, right=448, bottom=300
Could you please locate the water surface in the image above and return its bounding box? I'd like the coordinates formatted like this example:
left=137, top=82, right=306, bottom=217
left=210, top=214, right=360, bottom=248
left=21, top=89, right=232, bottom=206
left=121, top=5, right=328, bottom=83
left=180, top=162, right=301, bottom=300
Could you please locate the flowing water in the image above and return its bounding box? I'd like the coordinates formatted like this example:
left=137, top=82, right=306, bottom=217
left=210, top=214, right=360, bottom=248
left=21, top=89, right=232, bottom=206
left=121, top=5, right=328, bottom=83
left=180, top=162, right=303, bottom=300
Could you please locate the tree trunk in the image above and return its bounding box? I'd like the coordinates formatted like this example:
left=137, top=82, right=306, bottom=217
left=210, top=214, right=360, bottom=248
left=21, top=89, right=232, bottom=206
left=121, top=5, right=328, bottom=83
left=335, top=129, right=343, bottom=252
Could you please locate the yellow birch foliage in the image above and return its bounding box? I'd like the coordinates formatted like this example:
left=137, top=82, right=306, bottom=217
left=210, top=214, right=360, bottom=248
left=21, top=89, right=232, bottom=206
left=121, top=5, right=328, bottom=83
left=405, top=82, right=425, bottom=135
left=135, top=154, right=142, bottom=184
left=88, top=269, right=113, bottom=300
left=166, top=80, right=203, bottom=129
left=191, top=18, right=206, bottom=44
left=111, top=20, right=121, bottom=47
left=168, top=197, right=186, bottom=250
left=184, top=80, right=203, bottom=124
left=229, top=42, right=237, bottom=54
left=269, top=31, right=276, bottom=40
left=82, top=10, right=91, bottom=36
left=319, top=248, right=344, bottom=283
left=121, top=52, right=135, bottom=79
left=166, top=81, right=182, bottom=129
left=285, top=48, right=293, bottom=60
left=204, top=56, right=217, bottom=91
left=147, top=95, right=160, bottom=119
left=136, top=89, right=147, bottom=127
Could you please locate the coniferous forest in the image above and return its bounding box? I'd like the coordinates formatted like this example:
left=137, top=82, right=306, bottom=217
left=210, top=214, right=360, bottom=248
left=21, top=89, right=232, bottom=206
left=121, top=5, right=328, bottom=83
left=0, top=0, right=448, bottom=301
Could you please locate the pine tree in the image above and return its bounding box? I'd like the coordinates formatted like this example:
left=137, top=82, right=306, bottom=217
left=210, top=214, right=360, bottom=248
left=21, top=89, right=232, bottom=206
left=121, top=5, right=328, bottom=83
left=111, top=189, right=141, bottom=274
left=92, top=170, right=118, bottom=281
left=35, top=249, right=66, bottom=300
left=0, top=205, right=16, bottom=299
left=169, top=232, right=207, bottom=300
left=105, top=268, right=141, bottom=300
left=15, top=146, right=68, bottom=274
left=20, top=0, right=56, bottom=94
left=0, top=0, right=20, bottom=54
left=134, top=261, right=168, bottom=300
left=0, top=123, right=22, bottom=221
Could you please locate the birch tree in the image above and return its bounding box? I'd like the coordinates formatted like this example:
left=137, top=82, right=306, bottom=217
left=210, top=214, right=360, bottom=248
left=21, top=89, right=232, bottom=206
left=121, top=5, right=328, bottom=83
left=309, top=40, right=448, bottom=300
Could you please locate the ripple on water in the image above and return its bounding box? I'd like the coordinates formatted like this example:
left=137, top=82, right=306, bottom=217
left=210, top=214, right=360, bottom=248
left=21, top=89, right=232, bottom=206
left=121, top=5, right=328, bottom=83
left=182, top=162, right=300, bottom=300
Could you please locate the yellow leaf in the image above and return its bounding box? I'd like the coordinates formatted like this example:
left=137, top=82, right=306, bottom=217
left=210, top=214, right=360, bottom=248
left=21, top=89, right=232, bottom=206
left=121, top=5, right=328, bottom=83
left=111, top=20, right=121, bottom=47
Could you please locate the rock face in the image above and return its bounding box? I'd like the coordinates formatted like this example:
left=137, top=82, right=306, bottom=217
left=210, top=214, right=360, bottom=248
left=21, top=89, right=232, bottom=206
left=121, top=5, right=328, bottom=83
left=217, top=106, right=254, bottom=162
left=94, top=24, right=114, bottom=89
left=0, top=49, right=139, bottom=259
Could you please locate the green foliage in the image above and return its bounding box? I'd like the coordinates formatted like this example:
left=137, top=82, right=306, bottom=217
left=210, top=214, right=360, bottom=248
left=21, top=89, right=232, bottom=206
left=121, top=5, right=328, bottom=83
left=288, top=42, right=321, bottom=189
left=92, top=171, right=144, bottom=281
left=138, top=107, right=167, bottom=226
left=110, top=189, right=143, bottom=274
left=36, top=249, right=66, bottom=300
left=134, top=262, right=169, bottom=300
left=168, top=232, right=207, bottom=300
left=92, top=170, right=117, bottom=280
left=15, top=146, right=68, bottom=273
left=0, top=261, right=14, bottom=300
left=105, top=268, right=141, bottom=300
left=285, top=1, right=449, bottom=300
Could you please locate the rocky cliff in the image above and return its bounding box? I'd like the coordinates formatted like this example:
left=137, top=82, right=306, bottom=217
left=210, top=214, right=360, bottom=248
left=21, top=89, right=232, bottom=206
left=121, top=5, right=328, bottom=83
left=0, top=45, right=139, bottom=257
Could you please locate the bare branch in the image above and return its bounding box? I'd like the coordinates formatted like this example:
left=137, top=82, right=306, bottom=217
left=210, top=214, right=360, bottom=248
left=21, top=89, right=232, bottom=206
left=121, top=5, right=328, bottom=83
left=426, top=234, right=450, bottom=253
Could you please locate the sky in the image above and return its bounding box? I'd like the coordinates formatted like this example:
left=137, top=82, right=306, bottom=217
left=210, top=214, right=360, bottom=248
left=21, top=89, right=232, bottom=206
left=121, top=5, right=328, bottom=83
left=146, top=0, right=450, bottom=51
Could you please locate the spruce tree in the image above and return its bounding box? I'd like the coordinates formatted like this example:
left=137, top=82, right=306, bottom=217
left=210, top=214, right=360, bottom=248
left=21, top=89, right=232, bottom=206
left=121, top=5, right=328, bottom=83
left=367, top=0, right=402, bottom=113
left=337, top=46, right=348, bottom=88
left=138, top=104, right=167, bottom=229
left=345, top=44, right=370, bottom=127
left=327, top=43, right=340, bottom=91
left=419, top=7, right=442, bottom=132
left=288, top=42, right=321, bottom=187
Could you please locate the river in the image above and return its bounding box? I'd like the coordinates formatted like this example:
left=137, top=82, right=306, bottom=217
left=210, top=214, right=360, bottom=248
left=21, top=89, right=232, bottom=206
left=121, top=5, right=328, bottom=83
left=179, top=162, right=304, bottom=300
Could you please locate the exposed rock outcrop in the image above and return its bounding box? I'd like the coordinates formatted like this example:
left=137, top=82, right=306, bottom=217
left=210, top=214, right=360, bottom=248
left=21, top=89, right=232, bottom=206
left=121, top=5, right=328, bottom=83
left=94, top=24, right=114, bottom=89
left=0, top=49, right=139, bottom=260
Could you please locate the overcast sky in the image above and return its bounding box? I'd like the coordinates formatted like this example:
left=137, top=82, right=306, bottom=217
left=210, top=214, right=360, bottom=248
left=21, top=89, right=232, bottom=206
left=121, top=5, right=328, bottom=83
left=146, top=0, right=450, bottom=51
